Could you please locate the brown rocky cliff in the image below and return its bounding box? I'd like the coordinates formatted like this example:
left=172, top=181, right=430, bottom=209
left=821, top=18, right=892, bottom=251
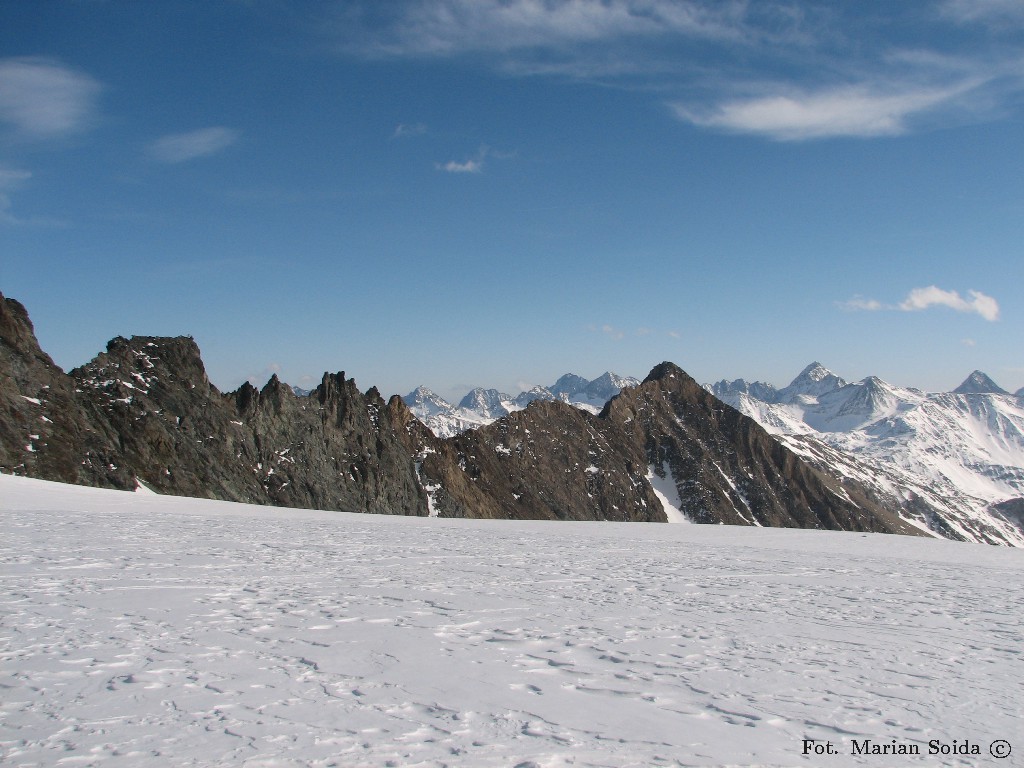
left=604, top=362, right=917, bottom=533
left=0, top=292, right=121, bottom=486
left=1, top=294, right=917, bottom=535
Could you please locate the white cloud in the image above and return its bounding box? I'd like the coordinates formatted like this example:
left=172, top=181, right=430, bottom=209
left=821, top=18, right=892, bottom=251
left=673, top=81, right=981, bottom=140
left=0, top=57, right=101, bottom=138
left=899, top=285, right=1000, bottom=321
left=0, top=167, right=31, bottom=224
left=348, top=0, right=745, bottom=58
left=0, top=166, right=66, bottom=227
left=840, top=286, right=1000, bottom=321
left=393, top=122, right=427, bottom=138
left=838, top=296, right=884, bottom=312
left=437, top=157, right=482, bottom=173
left=941, top=0, right=1024, bottom=24
left=436, top=145, right=493, bottom=174
left=149, top=127, right=239, bottom=163
left=333, top=2, right=1024, bottom=140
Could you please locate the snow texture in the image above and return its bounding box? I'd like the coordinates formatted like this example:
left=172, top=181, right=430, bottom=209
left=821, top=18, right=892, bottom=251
left=2, top=474, right=1022, bottom=767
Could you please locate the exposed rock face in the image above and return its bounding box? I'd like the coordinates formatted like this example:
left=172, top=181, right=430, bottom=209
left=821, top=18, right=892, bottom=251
left=411, top=361, right=914, bottom=534
left=416, top=400, right=664, bottom=522
left=0, top=294, right=119, bottom=486
left=1, top=295, right=427, bottom=515
left=1, top=293, right=918, bottom=536
left=608, top=364, right=912, bottom=532
left=229, top=373, right=427, bottom=515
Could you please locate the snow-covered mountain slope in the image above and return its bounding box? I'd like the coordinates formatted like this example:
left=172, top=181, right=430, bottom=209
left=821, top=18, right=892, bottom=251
left=3, top=474, right=1021, bottom=768
left=778, top=361, right=848, bottom=401
left=458, top=387, right=516, bottom=419
left=404, top=372, right=639, bottom=438
left=709, top=364, right=1024, bottom=546
left=398, top=387, right=508, bottom=439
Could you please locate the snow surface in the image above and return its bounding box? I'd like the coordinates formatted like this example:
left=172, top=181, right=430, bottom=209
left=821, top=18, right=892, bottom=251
left=2, top=474, right=1023, bottom=767
left=645, top=463, right=691, bottom=524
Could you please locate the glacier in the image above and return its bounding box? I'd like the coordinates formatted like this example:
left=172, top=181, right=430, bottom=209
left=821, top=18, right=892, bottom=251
left=2, top=474, right=1022, bottom=767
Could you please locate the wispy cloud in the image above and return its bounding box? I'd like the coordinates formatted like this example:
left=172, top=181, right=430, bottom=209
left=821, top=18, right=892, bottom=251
left=840, top=286, right=1000, bottom=321
left=149, top=127, right=239, bottom=163
left=341, top=0, right=746, bottom=58
left=393, top=122, right=427, bottom=138
left=0, top=57, right=101, bottom=139
left=436, top=145, right=491, bottom=174
left=587, top=323, right=674, bottom=340
left=330, top=2, right=1024, bottom=141
left=839, top=296, right=885, bottom=312
left=672, top=81, right=982, bottom=140
left=0, top=166, right=31, bottom=224
left=437, top=157, right=482, bottom=174
left=941, top=0, right=1024, bottom=24
left=0, top=166, right=66, bottom=227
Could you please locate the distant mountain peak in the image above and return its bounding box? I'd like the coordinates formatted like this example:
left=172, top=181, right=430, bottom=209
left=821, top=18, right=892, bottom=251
left=550, top=373, right=589, bottom=398
left=795, top=362, right=833, bottom=382
left=953, top=371, right=1008, bottom=395
left=708, top=377, right=779, bottom=403
left=781, top=362, right=846, bottom=400
left=458, top=388, right=512, bottom=419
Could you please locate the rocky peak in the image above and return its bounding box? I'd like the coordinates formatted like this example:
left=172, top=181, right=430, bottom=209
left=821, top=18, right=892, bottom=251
left=585, top=371, right=639, bottom=402
left=642, top=360, right=689, bottom=384
left=513, top=386, right=555, bottom=407
left=603, top=362, right=914, bottom=533
left=1, top=292, right=113, bottom=485
left=1, top=293, right=61, bottom=377
left=780, top=362, right=846, bottom=400
left=458, top=388, right=511, bottom=419
left=404, top=385, right=452, bottom=411
left=953, top=370, right=1008, bottom=395
left=550, top=373, right=589, bottom=398
left=708, top=377, right=780, bottom=403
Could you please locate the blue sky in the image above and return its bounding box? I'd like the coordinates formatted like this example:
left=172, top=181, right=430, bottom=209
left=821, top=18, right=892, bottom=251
left=2, top=0, right=1022, bottom=401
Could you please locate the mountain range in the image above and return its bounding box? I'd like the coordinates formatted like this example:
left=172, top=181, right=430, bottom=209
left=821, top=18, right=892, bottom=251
left=401, top=360, right=1024, bottom=546
left=2, top=290, right=1021, bottom=544
left=402, top=372, right=640, bottom=438
left=708, top=362, right=1024, bottom=546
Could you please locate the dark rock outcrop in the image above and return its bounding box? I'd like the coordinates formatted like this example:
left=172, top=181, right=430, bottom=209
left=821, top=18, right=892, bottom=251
left=0, top=294, right=120, bottom=486
left=417, top=399, right=664, bottom=522
left=610, top=363, right=912, bottom=532
left=1, top=292, right=918, bottom=536
left=413, top=361, right=915, bottom=534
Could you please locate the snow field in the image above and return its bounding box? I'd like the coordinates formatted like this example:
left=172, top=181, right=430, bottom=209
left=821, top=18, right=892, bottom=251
left=1, top=475, right=1022, bottom=767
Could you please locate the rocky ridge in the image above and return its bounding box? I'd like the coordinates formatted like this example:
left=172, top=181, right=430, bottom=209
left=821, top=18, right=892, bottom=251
left=0, top=291, right=918, bottom=537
